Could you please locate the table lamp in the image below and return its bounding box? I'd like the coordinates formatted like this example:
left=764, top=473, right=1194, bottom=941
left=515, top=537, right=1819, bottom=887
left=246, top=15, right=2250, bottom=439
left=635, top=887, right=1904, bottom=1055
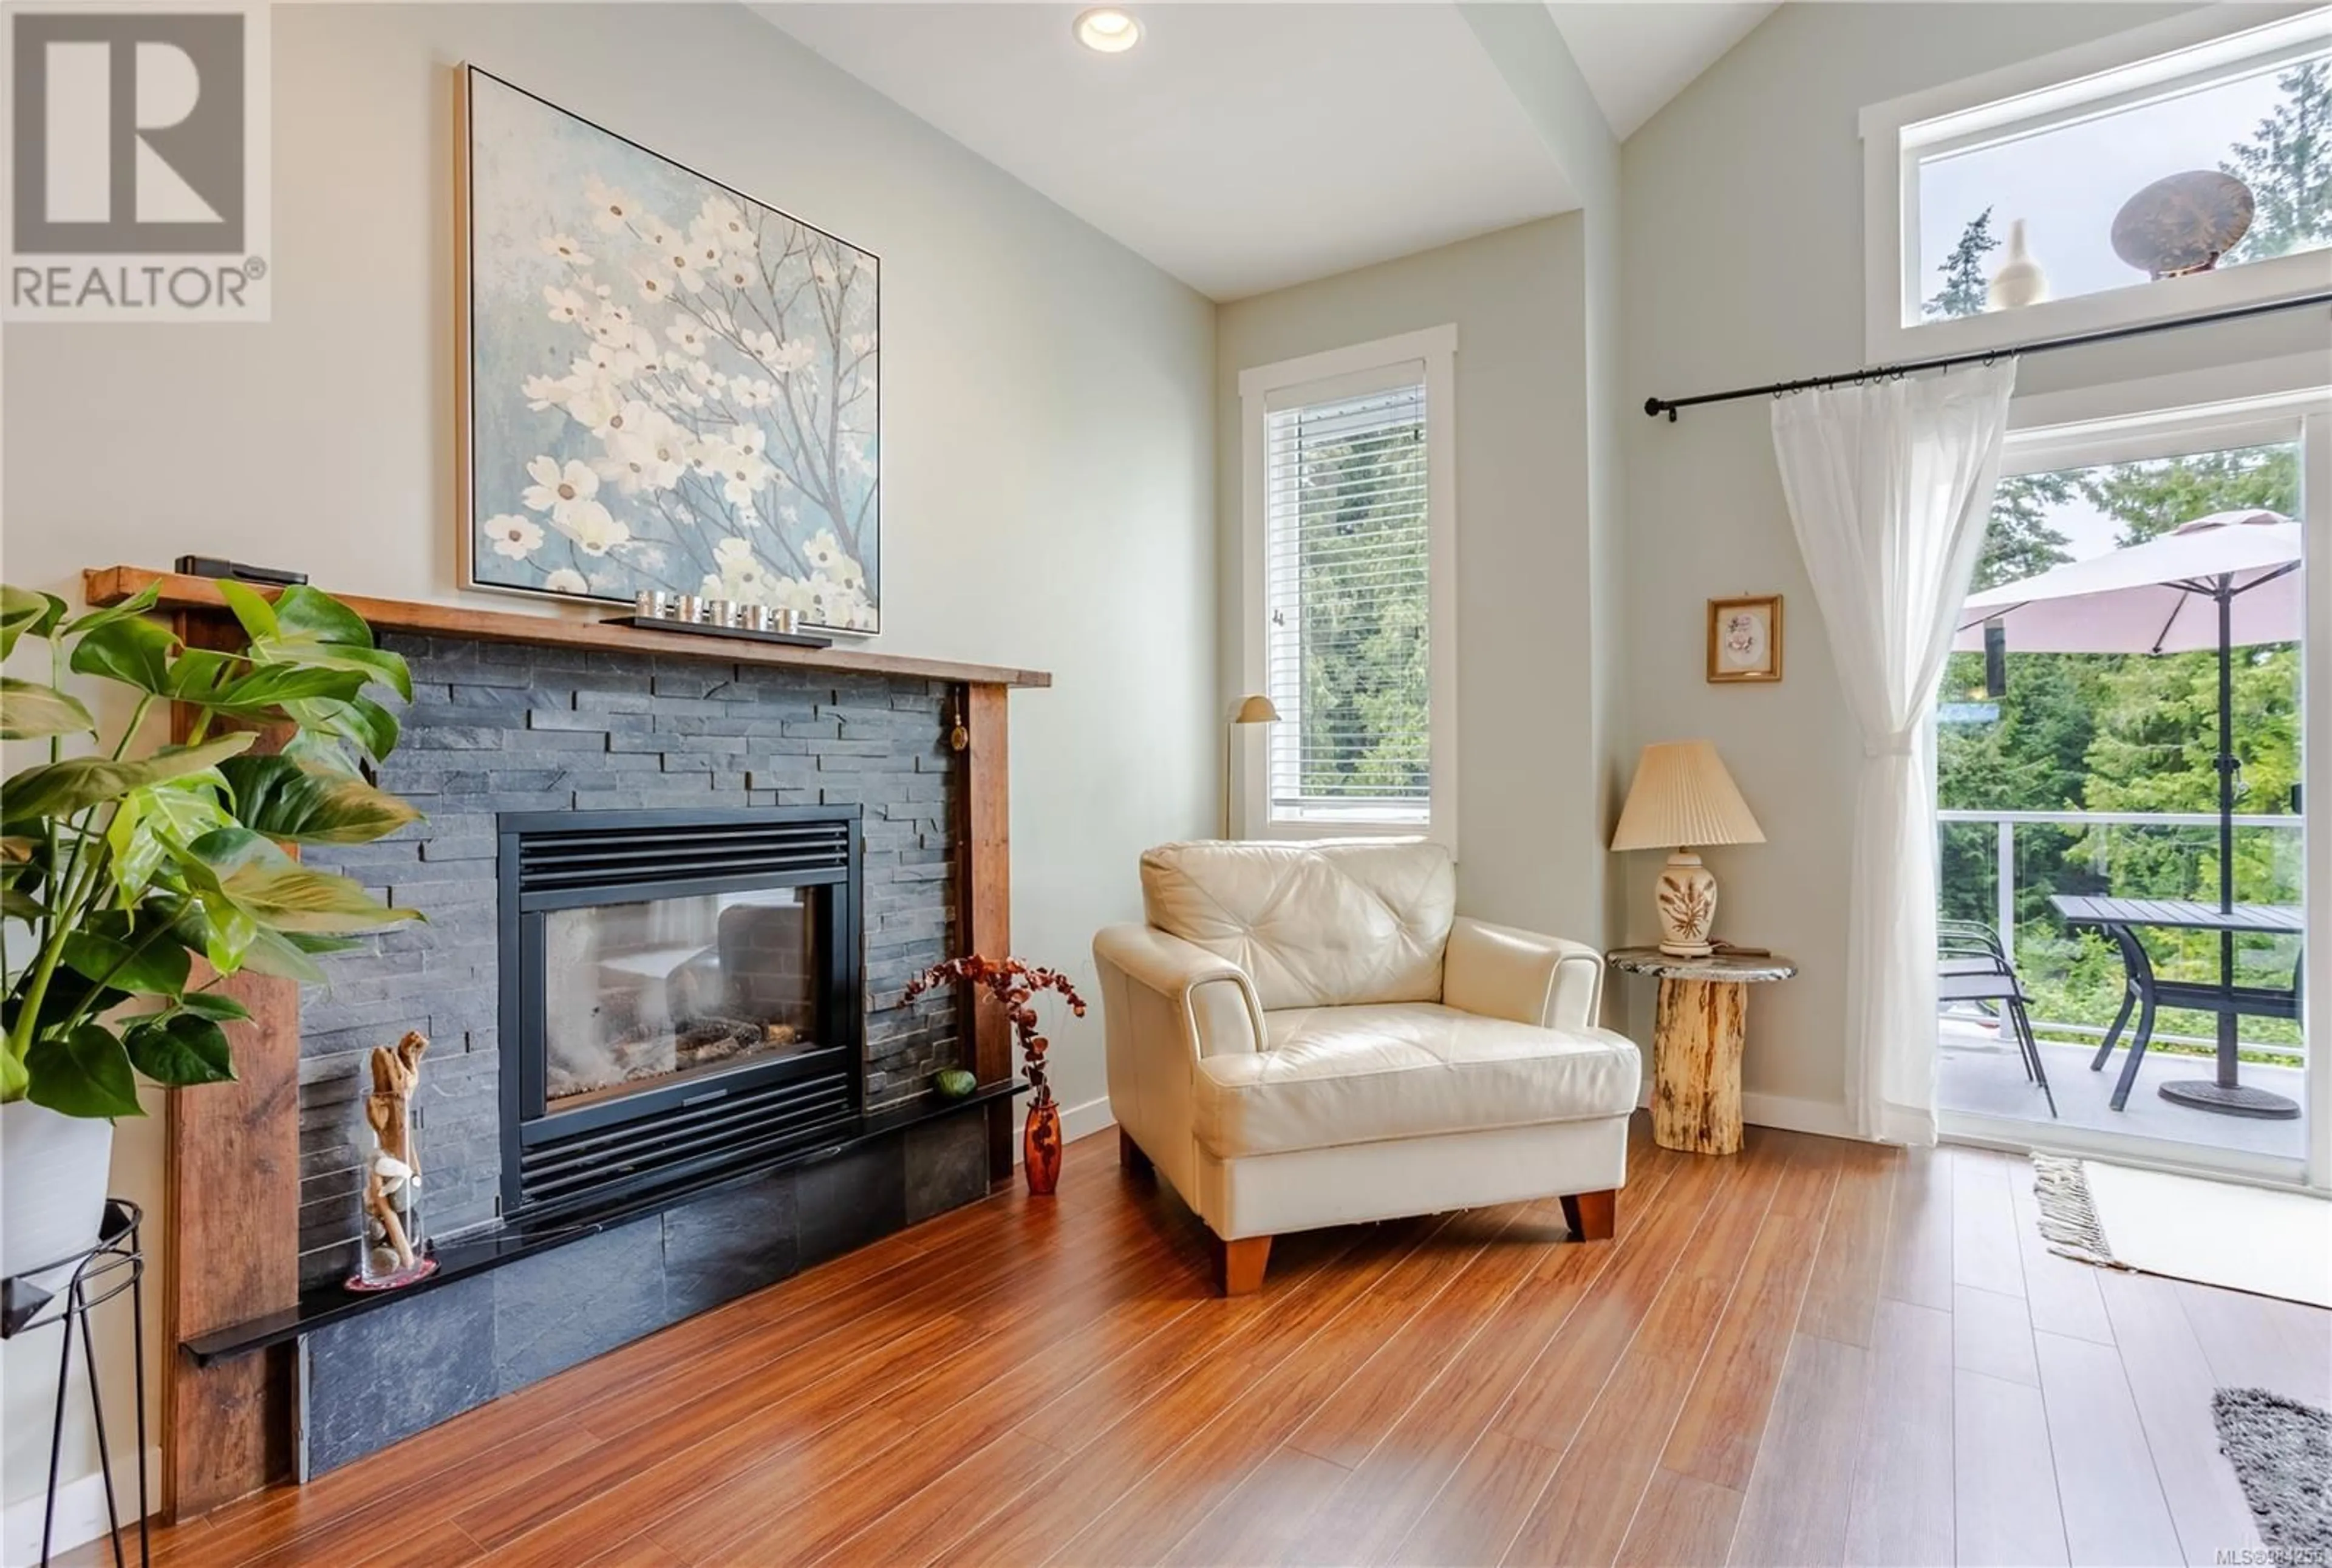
left=1223, top=694, right=1279, bottom=836
left=1611, top=740, right=1765, bottom=956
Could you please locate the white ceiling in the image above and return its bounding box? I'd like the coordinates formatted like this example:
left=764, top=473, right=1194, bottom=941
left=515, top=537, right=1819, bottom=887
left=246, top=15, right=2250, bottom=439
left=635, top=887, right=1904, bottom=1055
left=1550, top=4, right=1780, bottom=141
left=759, top=3, right=1775, bottom=302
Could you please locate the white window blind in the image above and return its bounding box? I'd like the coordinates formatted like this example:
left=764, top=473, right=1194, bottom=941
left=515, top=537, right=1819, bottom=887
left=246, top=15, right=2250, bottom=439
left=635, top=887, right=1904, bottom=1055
left=1263, top=368, right=1432, bottom=825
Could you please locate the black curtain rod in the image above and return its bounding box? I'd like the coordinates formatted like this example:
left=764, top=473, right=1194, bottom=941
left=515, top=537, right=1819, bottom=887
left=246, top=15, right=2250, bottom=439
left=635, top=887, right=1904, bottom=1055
left=1643, top=288, right=2332, bottom=421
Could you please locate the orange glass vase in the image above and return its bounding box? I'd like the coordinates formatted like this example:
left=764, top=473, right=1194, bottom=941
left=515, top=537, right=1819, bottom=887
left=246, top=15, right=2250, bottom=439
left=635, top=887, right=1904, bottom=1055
left=1023, top=1097, right=1063, bottom=1195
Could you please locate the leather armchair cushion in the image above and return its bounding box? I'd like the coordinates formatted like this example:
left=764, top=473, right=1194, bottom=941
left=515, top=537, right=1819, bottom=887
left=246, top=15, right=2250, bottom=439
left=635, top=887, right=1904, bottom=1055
left=1191, top=1002, right=1641, bottom=1159
left=1139, top=839, right=1456, bottom=1011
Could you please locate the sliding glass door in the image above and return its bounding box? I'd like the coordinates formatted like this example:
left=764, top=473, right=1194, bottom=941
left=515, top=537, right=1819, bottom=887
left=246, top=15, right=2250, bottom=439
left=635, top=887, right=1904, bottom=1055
left=1934, top=389, right=2325, bottom=1187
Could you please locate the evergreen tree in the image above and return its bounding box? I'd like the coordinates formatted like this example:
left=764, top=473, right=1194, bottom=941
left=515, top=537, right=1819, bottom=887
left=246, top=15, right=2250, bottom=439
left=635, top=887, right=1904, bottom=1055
left=2076, top=444, right=2300, bottom=544
left=2223, top=60, right=2331, bottom=264
left=1923, top=208, right=1999, bottom=319
left=1937, top=444, right=2306, bottom=1038
left=1974, top=472, right=2075, bottom=590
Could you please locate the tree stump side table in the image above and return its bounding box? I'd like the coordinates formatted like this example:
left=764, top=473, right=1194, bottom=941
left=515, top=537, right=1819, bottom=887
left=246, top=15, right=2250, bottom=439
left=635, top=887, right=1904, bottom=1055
left=1608, top=947, right=1798, bottom=1156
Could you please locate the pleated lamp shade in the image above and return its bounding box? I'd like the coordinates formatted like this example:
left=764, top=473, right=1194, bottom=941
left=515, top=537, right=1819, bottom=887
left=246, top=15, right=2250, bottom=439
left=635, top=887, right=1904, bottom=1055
left=1611, top=740, right=1765, bottom=851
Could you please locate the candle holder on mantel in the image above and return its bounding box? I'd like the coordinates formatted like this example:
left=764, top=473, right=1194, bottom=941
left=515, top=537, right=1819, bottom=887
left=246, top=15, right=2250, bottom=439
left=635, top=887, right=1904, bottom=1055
left=349, top=1032, right=438, bottom=1292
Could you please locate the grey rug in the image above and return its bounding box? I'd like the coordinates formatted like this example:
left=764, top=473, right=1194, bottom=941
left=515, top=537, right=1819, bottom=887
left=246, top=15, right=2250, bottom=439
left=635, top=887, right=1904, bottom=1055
left=2214, top=1387, right=2331, bottom=1557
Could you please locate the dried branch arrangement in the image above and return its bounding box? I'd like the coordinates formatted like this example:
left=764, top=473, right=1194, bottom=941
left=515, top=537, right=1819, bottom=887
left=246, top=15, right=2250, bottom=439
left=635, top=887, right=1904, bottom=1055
left=902, top=955, right=1086, bottom=1107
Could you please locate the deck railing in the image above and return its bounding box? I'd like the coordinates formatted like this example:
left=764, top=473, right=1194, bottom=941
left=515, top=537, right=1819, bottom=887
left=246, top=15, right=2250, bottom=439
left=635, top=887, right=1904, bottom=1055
left=1936, top=806, right=2307, bottom=1063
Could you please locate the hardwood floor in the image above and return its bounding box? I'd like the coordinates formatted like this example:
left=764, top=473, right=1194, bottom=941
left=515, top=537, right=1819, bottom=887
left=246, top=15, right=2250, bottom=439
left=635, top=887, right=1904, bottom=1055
left=68, top=1117, right=2322, bottom=1567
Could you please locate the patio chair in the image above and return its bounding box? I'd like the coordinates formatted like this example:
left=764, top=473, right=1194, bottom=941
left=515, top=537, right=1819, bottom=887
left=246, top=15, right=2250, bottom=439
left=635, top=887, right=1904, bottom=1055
left=1938, top=922, right=2057, bottom=1119
left=2087, top=941, right=2306, bottom=1097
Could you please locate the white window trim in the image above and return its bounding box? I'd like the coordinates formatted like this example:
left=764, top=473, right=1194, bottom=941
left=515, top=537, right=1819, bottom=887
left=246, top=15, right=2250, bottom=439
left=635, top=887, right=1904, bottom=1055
left=1937, top=371, right=2332, bottom=1189
left=1236, top=325, right=1459, bottom=853
left=1860, top=3, right=2332, bottom=366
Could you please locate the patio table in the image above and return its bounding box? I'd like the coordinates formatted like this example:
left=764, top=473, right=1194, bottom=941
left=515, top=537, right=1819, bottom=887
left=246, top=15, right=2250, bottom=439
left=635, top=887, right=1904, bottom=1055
left=2049, top=895, right=2303, bottom=1120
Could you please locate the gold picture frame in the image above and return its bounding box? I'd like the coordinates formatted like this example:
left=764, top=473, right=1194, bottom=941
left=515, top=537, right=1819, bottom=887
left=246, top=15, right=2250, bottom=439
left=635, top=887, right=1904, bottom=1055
left=1707, top=595, right=1783, bottom=683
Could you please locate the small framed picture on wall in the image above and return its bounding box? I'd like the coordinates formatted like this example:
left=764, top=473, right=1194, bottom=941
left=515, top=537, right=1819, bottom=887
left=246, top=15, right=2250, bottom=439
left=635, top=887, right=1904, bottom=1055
left=1707, top=595, right=1783, bottom=683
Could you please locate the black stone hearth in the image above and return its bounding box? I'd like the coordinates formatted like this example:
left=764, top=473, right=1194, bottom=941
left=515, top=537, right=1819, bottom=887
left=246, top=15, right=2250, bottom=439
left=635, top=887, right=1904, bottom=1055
left=297, top=1106, right=993, bottom=1476
left=267, top=632, right=994, bottom=1477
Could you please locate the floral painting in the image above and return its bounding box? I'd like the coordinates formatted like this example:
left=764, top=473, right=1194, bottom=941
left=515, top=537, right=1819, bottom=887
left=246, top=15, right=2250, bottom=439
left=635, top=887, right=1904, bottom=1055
left=461, top=69, right=879, bottom=630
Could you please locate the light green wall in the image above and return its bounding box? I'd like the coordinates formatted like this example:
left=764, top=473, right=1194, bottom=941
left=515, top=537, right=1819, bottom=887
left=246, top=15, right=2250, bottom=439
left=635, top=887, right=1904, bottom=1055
left=1216, top=215, right=1615, bottom=950
left=0, top=1, right=1219, bottom=1526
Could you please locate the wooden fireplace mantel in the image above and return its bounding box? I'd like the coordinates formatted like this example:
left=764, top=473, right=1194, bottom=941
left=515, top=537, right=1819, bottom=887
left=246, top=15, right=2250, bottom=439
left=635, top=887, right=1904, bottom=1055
left=83, top=567, right=1053, bottom=689
left=101, top=567, right=1044, bottom=1519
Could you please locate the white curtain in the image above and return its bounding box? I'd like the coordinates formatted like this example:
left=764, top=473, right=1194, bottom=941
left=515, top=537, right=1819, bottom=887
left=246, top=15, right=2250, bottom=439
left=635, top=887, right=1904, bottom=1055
left=1771, top=362, right=2017, bottom=1145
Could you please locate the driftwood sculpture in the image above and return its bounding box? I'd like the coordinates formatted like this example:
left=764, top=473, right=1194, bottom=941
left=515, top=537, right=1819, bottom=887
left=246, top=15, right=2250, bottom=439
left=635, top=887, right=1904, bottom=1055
left=361, top=1031, right=429, bottom=1275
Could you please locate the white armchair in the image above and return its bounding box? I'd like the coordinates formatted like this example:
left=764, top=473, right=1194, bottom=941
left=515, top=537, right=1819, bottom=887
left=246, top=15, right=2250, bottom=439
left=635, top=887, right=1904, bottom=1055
left=1094, top=839, right=1640, bottom=1294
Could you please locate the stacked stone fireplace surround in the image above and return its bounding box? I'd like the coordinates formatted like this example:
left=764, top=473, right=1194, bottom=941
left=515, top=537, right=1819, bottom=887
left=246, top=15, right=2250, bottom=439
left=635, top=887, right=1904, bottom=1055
left=285, top=631, right=983, bottom=1472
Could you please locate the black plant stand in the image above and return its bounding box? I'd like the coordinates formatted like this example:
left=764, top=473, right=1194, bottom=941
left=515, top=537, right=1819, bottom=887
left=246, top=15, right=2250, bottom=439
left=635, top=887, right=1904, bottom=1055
left=0, top=1199, right=148, bottom=1568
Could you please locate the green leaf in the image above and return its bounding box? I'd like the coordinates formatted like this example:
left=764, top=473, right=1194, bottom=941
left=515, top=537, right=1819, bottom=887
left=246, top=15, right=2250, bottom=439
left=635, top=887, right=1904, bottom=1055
left=162, top=898, right=264, bottom=978
left=106, top=779, right=235, bottom=904
left=174, top=990, right=250, bottom=1023
left=270, top=585, right=375, bottom=649
left=227, top=927, right=330, bottom=984
left=68, top=615, right=178, bottom=694
left=0, top=1049, right=27, bottom=1101
left=24, top=1024, right=143, bottom=1119
left=60, top=582, right=160, bottom=638
left=213, top=579, right=281, bottom=643
left=1, top=585, right=68, bottom=660
left=1, top=734, right=254, bottom=828
left=124, top=1012, right=235, bottom=1086
left=219, top=862, right=421, bottom=935
left=1, top=887, right=46, bottom=921
left=0, top=677, right=96, bottom=740
left=219, top=755, right=422, bottom=845
left=279, top=730, right=355, bottom=773
left=183, top=825, right=282, bottom=879
left=253, top=636, right=414, bottom=702
left=62, top=929, right=191, bottom=998
left=166, top=652, right=367, bottom=715
left=283, top=693, right=399, bottom=763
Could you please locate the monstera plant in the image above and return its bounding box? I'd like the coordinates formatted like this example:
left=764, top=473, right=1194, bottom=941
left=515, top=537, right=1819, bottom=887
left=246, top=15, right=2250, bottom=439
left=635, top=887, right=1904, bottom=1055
left=1, top=579, right=423, bottom=1277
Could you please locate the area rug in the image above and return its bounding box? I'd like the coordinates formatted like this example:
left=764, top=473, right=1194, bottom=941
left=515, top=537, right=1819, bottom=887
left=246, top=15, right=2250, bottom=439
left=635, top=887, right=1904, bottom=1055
left=2212, top=1388, right=2331, bottom=1557
left=2028, top=1154, right=2332, bottom=1307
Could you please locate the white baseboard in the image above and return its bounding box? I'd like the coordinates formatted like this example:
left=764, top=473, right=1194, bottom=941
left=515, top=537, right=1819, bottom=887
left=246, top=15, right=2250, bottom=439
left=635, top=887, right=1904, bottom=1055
left=1741, top=1092, right=1857, bottom=1140
left=1005, top=1094, right=1116, bottom=1165
left=1038, top=1085, right=1853, bottom=1157
left=1635, top=1066, right=1856, bottom=1143
left=3, top=1447, right=159, bottom=1567
left=1060, top=1094, right=1116, bottom=1148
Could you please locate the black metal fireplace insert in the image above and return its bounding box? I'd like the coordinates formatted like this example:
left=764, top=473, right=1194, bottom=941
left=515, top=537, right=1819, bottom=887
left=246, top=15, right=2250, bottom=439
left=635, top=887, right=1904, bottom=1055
left=496, top=806, right=864, bottom=1221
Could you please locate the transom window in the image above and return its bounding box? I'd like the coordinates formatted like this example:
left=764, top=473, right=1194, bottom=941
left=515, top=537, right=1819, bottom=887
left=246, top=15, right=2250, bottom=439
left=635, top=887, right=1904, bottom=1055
left=1238, top=327, right=1456, bottom=848
left=1864, top=7, right=2332, bottom=361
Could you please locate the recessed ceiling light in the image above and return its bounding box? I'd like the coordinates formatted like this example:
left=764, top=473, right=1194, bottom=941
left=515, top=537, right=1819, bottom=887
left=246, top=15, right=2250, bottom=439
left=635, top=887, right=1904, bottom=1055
left=1074, top=7, right=1140, bottom=54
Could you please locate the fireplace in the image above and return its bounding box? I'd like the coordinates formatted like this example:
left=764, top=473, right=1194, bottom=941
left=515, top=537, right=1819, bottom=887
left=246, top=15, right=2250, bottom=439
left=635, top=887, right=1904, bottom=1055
left=497, top=806, right=864, bottom=1220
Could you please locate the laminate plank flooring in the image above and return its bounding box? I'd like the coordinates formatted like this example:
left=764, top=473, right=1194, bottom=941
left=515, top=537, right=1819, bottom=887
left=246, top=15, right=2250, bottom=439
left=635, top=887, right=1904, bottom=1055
left=67, top=1117, right=2324, bottom=1568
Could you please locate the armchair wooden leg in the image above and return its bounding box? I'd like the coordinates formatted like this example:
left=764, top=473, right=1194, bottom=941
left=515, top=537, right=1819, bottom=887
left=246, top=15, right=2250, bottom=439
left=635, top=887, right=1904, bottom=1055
left=1561, top=1189, right=1616, bottom=1242
left=1117, top=1127, right=1153, bottom=1179
left=1213, top=1235, right=1272, bottom=1296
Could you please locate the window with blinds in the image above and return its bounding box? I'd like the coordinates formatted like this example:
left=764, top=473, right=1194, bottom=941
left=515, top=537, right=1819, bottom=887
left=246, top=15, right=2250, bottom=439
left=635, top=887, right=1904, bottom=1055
left=1262, top=369, right=1432, bottom=826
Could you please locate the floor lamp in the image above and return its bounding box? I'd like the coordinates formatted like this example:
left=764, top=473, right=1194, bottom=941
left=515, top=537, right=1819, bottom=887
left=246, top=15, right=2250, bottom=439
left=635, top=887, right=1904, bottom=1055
left=1223, top=694, right=1279, bottom=837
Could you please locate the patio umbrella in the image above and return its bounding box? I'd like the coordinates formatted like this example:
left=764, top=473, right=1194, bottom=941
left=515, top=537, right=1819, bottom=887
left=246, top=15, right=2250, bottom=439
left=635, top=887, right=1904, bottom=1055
left=1950, top=508, right=2302, bottom=1112
left=1952, top=509, right=2303, bottom=658
left=1952, top=510, right=2301, bottom=911
left=1952, top=508, right=2303, bottom=918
